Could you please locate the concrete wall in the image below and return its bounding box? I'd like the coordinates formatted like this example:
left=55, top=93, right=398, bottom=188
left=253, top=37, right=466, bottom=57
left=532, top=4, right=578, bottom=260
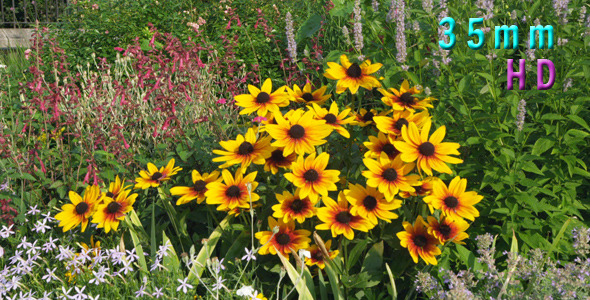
left=0, top=29, right=34, bottom=48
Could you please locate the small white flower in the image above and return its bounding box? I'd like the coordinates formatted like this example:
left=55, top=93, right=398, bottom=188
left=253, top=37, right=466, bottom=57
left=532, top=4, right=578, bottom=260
left=212, top=277, right=226, bottom=291
left=42, top=268, right=57, bottom=283
left=241, top=247, right=257, bottom=262
left=26, top=205, right=40, bottom=216
left=0, top=246, right=3, bottom=258
left=152, top=287, right=164, bottom=298
left=176, top=278, right=193, bottom=294
left=0, top=224, right=15, bottom=238
left=0, top=64, right=6, bottom=69
left=299, top=249, right=311, bottom=259
left=236, top=285, right=255, bottom=297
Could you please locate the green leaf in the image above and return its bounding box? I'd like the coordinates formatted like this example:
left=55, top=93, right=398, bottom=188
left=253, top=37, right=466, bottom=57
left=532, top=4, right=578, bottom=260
left=124, top=210, right=148, bottom=273
left=531, top=138, right=555, bottom=155
left=458, top=74, right=472, bottom=93
left=324, top=257, right=345, bottom=300
left=276, top=251, right=314, bottom=300
left=161, top=232, right=180, bottom=271
left=296, top=14, right=323, bottom=43
left=455, top=244, right=483, bottom=272
left=346, top=239, right=369, bottom=270
left=385, top=263, right=398, bottom=300
left=361, top=241, right=383, bottom=277
left=521, top=161, right=544, bottom=175
left=510, top=230, right=518, bottom=254
left=567, top=115, right=590, bottom=131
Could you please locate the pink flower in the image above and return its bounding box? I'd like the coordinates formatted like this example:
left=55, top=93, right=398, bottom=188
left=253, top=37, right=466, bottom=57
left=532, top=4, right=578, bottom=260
left=114, top=47, right=124, bottom=52
left=91, top=3, right=99, bottom=10
left=253, top=116, right=267, bottom=123
left=217, top=98, right=227, bottom=104
left=24, top=49, right=31, bottom=60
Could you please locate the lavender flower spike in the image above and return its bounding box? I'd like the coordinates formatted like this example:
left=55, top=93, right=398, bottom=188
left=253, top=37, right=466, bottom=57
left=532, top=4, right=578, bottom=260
left=395, top=0, right=407, bottom=65
left=285, top=12, right=297, bottom=63
left=516, top=99, right=526, bottom=132
left=353, top=0, right=364, bottom=53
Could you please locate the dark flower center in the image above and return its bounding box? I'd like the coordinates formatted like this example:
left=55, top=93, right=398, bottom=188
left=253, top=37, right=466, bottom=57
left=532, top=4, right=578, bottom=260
left=270, top=150, right=285, bottom=162
left=151, top=172, right=163, bottom=180
left=276, top=233, right=291, bottom=245
left=225, top=185, right=241, bottom=198
left=418, top=142, right=435, bottom=156
left=399, top=92, right=415, bottom=106
left=75, top=202, right=89, bottom=215
left=363, top=196, right=377, bottom=210
left=324, top=113, right=337, bottom=124
left=107, top=202, right=121, bottom=214
left=303, top=169, right=319, bottom=182
left=301, top=93, right=315, bottom=102
left=444, top=196, right=459, bottom=208
left=335, top=211, right=352, bottom=224
left=413, top=235, right=428, bottom=248
left=362, top=112, right=374, bottom=122
left=238, top=142, right=255, bottom=155
left=382, top=143, right=399, bottom=157
left=193, top=180, right=207, bottom=192
left=289, top=124, right=305, bottom=139
left=395, top=118, right=409, bottom=130
left=290, top=199, right=305, bottom=213
left=346, top=63, right=363, bottom=78
left=414, top=185, right=424, bottom=194
left=256, top=92, right=271, bottom=104
left=382, top=168, right=398, bottom=182
left=106, top=191, right=114, bottom=198
left=439, top=224, right=452, bottom=237
left=312, top=250, right=324, bottom=261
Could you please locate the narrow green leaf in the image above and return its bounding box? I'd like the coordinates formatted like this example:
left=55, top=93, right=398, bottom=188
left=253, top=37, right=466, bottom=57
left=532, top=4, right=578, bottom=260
left=161, top=232, right=180, bottom=271
left=547, top=218, right=572, bottom=258
left=124, top=213, right=148, bottom=273
left=186, top=215, right=232, bottom=284
left=276, top=251, right=314, bottom=300
left=510, top=229, right=518, bottom=255
left=323, top=260, right=345, bottom=300
left=385, top=263, right=398, bottom=300
left=531, top=138, right=555, bottom=155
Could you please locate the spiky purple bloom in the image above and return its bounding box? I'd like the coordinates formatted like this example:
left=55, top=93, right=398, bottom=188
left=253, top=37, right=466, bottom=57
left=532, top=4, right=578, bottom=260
left=422, top=0, right=433, bottom=14
left=394, top=0, right=407, bottom=66
left=553, top=0, right=570, bottom=24
left=353, top=0, right=364, bottom=53
left=516, top=99, right=526, bottom=131
left=285, top=12, right=297, bottom=63
left=372, top=0, right=379, bottom=12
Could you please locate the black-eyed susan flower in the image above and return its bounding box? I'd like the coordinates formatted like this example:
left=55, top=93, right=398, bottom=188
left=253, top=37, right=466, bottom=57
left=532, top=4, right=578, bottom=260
left=393, top=120, right=463, bottom=176
left=205, top=169, right=259, bottom=211
left=272, top=189, right=316, bottom=224
left=106, top=175, right=131, bottom=200
left=352, top=108, right=382, bottom=127
left=373, top=110, right=430, bottom=137
left=426, top=216, right=470, bottom=244
left=344, top=183, right=401, bottom=225
left=266, top=110, right=332, bottom=155
left=284, top=152, right=340, bottom=203
left=91, top=189, right=137, bottom=233
left=324, top=54, right=382, bottom=94
left=316, top=192, right=373, bottom=240
left=309, top=102, right=355, bottom=138
left=363, top=132, right=400, bottom=160
left=288, top=82, right=331, bottom=105
left=379, top=80, right=435, bottom=111
left=170, top=170, right=221, bottom=205
left=212, top=128, right=273, bottom=169
left=135, top=159, right=182, bottom=189
left=305, top=240, right=339, bottom=269
left=55, top=185, right=102, bottom=232
left=399, top=176, right=439, bottom=198
left=264, top=147, right=297, bottom=175
left=423, top=176, right=483, bottom=221
left=235, top=78, right=290, bottom=116
left=255, top=217, right=311, bottom=256
left=362, top=154, right=421, bottom=201
left=396, top=215, right=441, bottom=265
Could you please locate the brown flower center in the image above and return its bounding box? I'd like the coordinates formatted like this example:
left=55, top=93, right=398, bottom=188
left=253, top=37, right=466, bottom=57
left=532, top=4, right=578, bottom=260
left=395, top=118, right=409, bottom=130
left=381, top=143, right=399, bottom=157
left=303, top=169, right=319, bottom=182
left=324, top=113, right=337, bottom=124
left=193, top=180, right=207, bottom=192
left=270, top=150, right=285, bottom=162
left=418, top=142, right=435, bottom=156
left=399, top=92, right=415, bottom=106
left=75, top=202, right=89, bottom=215
left=362, top=111, right=374, bottom=122
left=225, top=185, right=241, bottom=198
left=289, top=124, right=305, bottom=139
left=290, top=199, right=305, bottom=213
left=444, top=196, right=459, bottom=208
left=256, top=92, right=271, bottom=104
left=413, top=235, right=428, bottom=248
left=312, top=250, right=324, bottom=261
left=335, top=211, right=352, bottom=224
left=363, top=196, right=377, bottom=210
left=151, top=172, right=163, bottom=180
left=238, top=142, right=255, bottom=155
left=382, top=168, right=398, bottom=182
left=276, top=233, right=291, bottom=245
left=414, top=185, right=424, bottom=194
left=346, top=63, right=363, bottom=78
left=301, top=93, right=314, bottom=102
left=106, top=191, right=115, bottom=198
left=439, top=224, right=452, bottom=237
left=107, top=201, right=121, bottom=214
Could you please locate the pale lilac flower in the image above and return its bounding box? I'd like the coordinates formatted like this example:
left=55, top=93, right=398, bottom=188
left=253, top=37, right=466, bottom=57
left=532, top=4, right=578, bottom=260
left=353, top=0, right=364, bottom=53
left=250, top=291, right=264, bottom=300
left=553, top=0, right=570, bottom=24
left=486, top=52, right=497, bottom=60
left=424, top=87, right=431, bottom=96
left=394, top=0, right=407, bottom=65
left=41, top=211, right=54, bottom=222
left=242, top=247, right=257, bottom=262
left=118, top=260, right=133, bottom=275
left=26, top=205, right=40, bottom=216
left=0, top=224, right=15, bottom=238
left=157, top=241, right=172, bottom=259
left=516, top=99, right=526, bottom=132
left=342, top=26, right=352, bottom=45
left=212, top=277, right=227, bottom=291
left=135, top=280, right=149, bottom=297
left=572, top=227, right=590, bottom=256
left=126, top=248, right=139, bottom=263
left=150, top=257, right=165, bottom=272
left=56, top=246, right=74, bottom=261
left=89, top=266, right=109, bottom=285
left=40, top=291, right=52, bottom=300
left=476, top=0, right=494, bottom=20
left=413, top=21, right=420, bottom=31
left=579, top=6, right=586, bottom=24
left=42, top=268, right=57, bottom=283
left=70, top=286, right=88, bottom=300
left=0, top=181, right=9, bottom=191
left=33, top=219, right=51, bottom=234
left=285, top=12, right=297, bottom=63
left=87, top=295, right=99, bottom=300
left=17, top=237, right=33, bottom=250
left=372, top=0, right=379, bottom=12
left=422, top=0, right=433, bottom=14
left=0, top=246, right=3, bottom=258
left=177, top=278, right=194, bottom=294
left=563, top=78, right=573, bottom=92
left=558, top=38, right=569, bottom=46
left=59, top=286, right=73, bottom=300
left=153, top=287, right=164, bottom=298
left=510, top=10, right=517, bottom=20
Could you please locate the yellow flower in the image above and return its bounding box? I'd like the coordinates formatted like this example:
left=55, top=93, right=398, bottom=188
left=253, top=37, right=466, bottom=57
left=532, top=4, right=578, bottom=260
left=344, top=183, right=401, bottom=225
left=423, top=176, right=483, bottom=221
left=396, top=216, right=441, bottom=265
left=272, top=189, right=316, bottom=223
left=91, top=189, right=137, bottom=233
left=255, top=217, right=311, bottom=256
left=426, top=216, right=470, bottom=244
left=288, top=82, right=331, bottom=105
left=362, top=154, right=421, bottom=201
left=205, top=169, right=259, bottom=211
left=266, top=109, right=332, bottom=156
left=55, top=185, right=102, bottom=232
left=284, top=152, right=340, bottom=203
left=373, top=110, right=430, bottom=137
left=316, top=192, right=373, bottom=240
left=264, top=147, right=297, bottom=175
left=324, top=54, right=382, bottom=94
left=305, top=240, right=339, bottom=269
left=135, top=159, right=182, bottom=189
left=212, top=128, right=273, bottom=169
left=378, top=80, right=435, bottom=111
left=106, top=175, right=131, bottom=200
left=309, top=102, right=355, bottom=138
left=170, top=170, right=221, bottom=205
left=363, top=131, right=400, bottom=160
left=235, top=78, right=290, bottom=116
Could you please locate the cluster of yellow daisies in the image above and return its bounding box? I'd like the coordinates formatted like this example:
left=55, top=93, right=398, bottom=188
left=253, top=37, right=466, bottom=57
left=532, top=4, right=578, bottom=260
left=55, top=54, right=482, bottom=267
